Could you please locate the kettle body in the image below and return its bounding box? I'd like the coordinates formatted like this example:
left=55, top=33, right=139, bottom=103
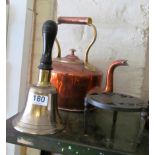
left=51, top=50, right=102, bottom=111
left=51, top=17, right=102, bottom=112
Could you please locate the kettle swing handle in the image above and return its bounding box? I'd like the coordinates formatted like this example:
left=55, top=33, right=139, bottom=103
left=58, top=17, right=92, bottom=25
left=55, top=17, right=97, bottom=71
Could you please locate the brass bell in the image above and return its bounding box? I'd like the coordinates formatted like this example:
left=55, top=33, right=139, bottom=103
left=12, top=20, right=64, bottom=135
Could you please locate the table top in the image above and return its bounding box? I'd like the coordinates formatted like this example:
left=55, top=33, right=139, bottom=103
left=6, top=110, right=148, bottom=155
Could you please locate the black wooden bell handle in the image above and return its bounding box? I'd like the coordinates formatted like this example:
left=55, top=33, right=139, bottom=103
left=38, top=20, right=57, bottom=70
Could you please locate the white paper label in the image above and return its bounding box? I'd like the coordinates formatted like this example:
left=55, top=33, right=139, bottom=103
left=28, top=92, right=48, bottom=106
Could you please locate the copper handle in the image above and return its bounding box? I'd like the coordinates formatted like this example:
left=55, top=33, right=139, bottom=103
left=55, top=17, right=97, bottom=71
left=58, top=17, right=92, bottom=25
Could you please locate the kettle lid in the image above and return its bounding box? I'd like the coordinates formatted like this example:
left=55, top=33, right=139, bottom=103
left=54, top=49, right=83, bottom=65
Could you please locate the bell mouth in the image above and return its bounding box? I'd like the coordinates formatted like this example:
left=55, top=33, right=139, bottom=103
left=12, top=85, right=64, bottom=135
left=12, top=113, right=64, bottom=135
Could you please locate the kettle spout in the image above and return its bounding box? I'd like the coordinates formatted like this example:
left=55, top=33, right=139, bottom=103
left=104, top=60, right=128, bottom=93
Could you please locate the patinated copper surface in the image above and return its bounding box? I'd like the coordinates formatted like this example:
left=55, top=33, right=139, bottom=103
left=104, top=60, right=128, bottom=93
left=58, top=17, right=92, bottom=25
left=51, top=51, right=127, bottom=111
left=88, top=60, right=128, bottom=94
left=51, top=55, right=102, bottom=111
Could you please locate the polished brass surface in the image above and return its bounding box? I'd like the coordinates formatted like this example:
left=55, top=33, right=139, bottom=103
left=84, top=62, right=96, bottom=72
left=37, top=69, right=51, bottom=86
left=13, top=85, right=64, bottom=134
left=20, top=146, right=27, bottom=155
left=84, top=24, right=97, bottom=64
left=87, top=17, right=92, bottom=25
left=13, top=69, right=64, bottom=135
left=84, top=24, right=97, bottom=71
left=55, top=38, right=61, bottom=58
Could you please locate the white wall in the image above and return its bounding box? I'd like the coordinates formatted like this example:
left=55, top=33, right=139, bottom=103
left=6, top=0, right=34, bottom=155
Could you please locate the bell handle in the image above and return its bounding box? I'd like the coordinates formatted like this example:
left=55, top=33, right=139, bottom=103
left=38, top=20, right=57, bottom=70
left=55, top=17, right=97, bottom=68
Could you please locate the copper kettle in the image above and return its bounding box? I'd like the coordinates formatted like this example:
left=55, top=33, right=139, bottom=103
left=50, top=17, right=128, bottom=112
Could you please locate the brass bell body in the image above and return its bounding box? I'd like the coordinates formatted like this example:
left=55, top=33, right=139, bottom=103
left=13, top=70, right=64, bottom=135
left=13, top=86, right=64, bottom=135
left=12, top=20, right=64, bottom=135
